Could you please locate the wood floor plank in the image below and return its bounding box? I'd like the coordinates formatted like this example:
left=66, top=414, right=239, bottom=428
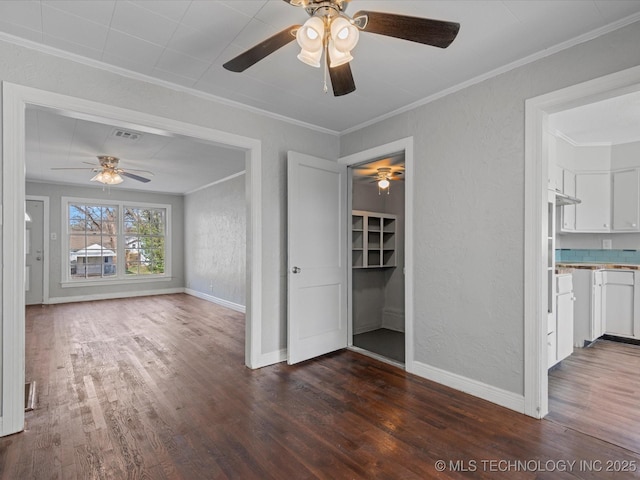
left=2, top=295, right=640, bottom=479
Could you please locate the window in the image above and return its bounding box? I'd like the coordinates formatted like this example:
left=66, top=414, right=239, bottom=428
left=64, top=198, right=170, bottom=284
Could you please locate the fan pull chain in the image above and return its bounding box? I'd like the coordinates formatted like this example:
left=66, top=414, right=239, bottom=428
left=323, top=43, right=328, bottom=94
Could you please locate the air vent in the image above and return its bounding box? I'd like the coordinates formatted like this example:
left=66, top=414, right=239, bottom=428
left=112, top=129, right=142, bottom=141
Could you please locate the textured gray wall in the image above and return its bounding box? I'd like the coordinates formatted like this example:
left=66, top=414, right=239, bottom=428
left=341, top=21, right=640, bottom=395
left=184, top=174, right=246, bottom=306
left=25, top=181, right=184, bottom=300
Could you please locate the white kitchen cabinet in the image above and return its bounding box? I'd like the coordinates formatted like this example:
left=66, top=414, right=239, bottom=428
left=592, top=270, right=605, bottom=341
left=602, top=270, right=639, bottom=338
left=549, top=273, right=574, bottom=368
left=560, top=169, right=576, bottom=232
left=574, top=172, right=611, bottom=232
left=612, top=169, right=640, bottom=232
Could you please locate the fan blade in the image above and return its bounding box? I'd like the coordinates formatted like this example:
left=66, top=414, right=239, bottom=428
left=120, top=171, right=151, bottom=183
left=354, top=11, right=460, bottom=48
left=327, top=59, right=356, bottom=97
left=223, top=25, right=301, bottom=72
left=122, top=168, right=154, bottom=176
left=51, top=167, right=95, bottom=170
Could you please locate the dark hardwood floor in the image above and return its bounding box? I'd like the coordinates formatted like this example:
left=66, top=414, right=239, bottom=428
left=2, top=294, right=640, bottom=479
left=548, top=339, right=640, bottom=454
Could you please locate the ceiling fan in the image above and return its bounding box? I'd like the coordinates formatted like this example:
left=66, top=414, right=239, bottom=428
left=52, top=156, right=154, bottom=185
left=223, top=0, right=460, bottom=96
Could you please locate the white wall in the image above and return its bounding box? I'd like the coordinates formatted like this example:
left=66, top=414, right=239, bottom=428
left=184, top=174, right=246, bottom=308
left=341, top=21, right=640, bottom=395
left=25, top=181, right=184, bottom=300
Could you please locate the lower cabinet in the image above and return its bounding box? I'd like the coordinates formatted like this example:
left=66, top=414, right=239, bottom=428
left=602, top=270, right=640, bottom=339
left=549, top=273, right=574, bottom=368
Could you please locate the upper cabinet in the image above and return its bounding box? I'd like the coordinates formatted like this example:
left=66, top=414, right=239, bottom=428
left=612, top=169, right=640, bottom=232
left=574, top=172, right=611, bottom=232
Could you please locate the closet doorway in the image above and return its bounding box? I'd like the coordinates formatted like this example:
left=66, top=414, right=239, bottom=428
left=350, top=154, right=406, bottom=365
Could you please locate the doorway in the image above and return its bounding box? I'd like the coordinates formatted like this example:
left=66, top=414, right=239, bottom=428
left=350, top=155, right=406, bottom=364
left=1, top=83, right=263, bottom=437
left=25, top=198, right=47, bottom=305
left=524, top=64, right=640, bottom=418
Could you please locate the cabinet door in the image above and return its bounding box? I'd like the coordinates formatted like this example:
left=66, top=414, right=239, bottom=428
left=556, top=291, right=574, bottom=362
left=592, top=271, right=604, bottom=340
left=561, top=170, right=576, bottom=231
left=603, top=272, right=634, bottom=337
left=612, top=169, right=640, bottom=232
left=575, top=172, right=611, bottom=232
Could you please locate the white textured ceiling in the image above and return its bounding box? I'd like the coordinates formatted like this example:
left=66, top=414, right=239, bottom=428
left=550, top=90, right=640, bottom=146
left=26, top=108, right=246, bottom=194
left=1, top=1, right=640, bottom=133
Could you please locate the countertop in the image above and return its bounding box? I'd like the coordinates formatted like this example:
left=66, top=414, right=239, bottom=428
left=556, top=262, right=640, bottom=272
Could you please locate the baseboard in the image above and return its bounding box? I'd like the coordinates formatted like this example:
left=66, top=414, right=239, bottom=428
left=410, top=360, right=525, bottom=414
left=381, top=307, right=405, bottom=332
left=353, top=322, right=383, bottom=335
left=253, top=349, right=287, bottom=368
left=184, top=288, right=246, bottom=313
left=47, top=287, right=184, bottom=304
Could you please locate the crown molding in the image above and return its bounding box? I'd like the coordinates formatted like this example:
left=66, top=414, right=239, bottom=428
left=340, top=12, right=640, bottom=136
left=0, top=32, right=340, bottom=137
left=550, top=129, right=614, bottom=148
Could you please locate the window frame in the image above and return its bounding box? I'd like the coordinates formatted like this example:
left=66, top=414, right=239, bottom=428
left=62, top=196, right=172, bottom=287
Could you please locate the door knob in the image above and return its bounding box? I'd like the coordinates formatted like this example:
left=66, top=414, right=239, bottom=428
left=36, top=256, right=42, bottom=261
left=292, top=266, right=301, bottom=274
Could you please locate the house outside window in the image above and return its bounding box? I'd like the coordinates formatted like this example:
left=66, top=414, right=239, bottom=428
left=64, top=198, right=171, bottom=285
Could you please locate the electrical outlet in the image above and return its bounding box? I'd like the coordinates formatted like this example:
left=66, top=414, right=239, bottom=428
left=602, top=239, right=612, bottom=250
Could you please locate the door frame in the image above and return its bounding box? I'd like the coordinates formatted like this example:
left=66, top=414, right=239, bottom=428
left=339, top=137, right=415, bottom=372
left=524, top=65, right=640, bottom=418
left=25, top=196, right=50, bottom=305
left=1, top=82, right=263, bottom=436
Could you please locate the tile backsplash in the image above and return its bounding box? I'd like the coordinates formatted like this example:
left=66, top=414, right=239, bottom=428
left=556, top=248, right=640, bottom=264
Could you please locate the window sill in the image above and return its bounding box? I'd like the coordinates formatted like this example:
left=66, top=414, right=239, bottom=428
left=61, top=276, right=173, bottom=288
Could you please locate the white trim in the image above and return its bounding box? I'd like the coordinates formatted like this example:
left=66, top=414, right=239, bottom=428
left=1, top=82, right=263, bottom=436
left=184, top=288, right=246, bottom=313
left=47, top=288, right=184, bottom=304
left=25, top=195, right=50, bottom=304
left=341, top=13, right=640, bottom=136
left=255, top=348, right=287, bottom=368
left=61, top=277, right=173, bottom=288
left=348, top=346, right=405, bottom=370
left=0, top=32, right=339, bottom=137
left=412, top=360, right=526, bottom=414
left=185, top=171, right=246, bottom=195
left=550, top=129, right=613, bottom=148
left=339, top=137, right=415, bottom=373
left=524, top=65, right=640, bottom=419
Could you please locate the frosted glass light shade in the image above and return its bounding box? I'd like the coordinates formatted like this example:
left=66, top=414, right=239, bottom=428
left=330, top=16, right=359, bottom=52
left=378, top=179, right=390, bottom=189
left=91, top=170, right=124, bottom=185
left=296, top=16, right=324, bottom=52
left=328, top=40, right=353, bottom=67
left=297, top=48, right=322, bottom=67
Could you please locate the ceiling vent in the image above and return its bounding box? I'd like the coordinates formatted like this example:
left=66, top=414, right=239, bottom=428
left=111, top=129, right=142, bottom=141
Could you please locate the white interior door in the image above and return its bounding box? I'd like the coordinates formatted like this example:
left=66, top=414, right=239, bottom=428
left=287, top=151, right=348, bottom=364
left=25, top=199, right=45, bottom=305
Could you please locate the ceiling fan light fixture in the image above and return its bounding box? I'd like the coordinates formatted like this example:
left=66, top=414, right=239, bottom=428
left=296, top=16, right=324, bottom=51
left=297, top=47, right=322, bottom=67
left=328, top=39, right=353, bottom=67
left=91, top=169, right=123, bottom=185
left=330, top=16, right=359, bottom=52
left=377, top=178, right=390, bottom=189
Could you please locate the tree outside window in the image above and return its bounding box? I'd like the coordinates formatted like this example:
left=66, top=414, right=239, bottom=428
left=67, top=201, right=167, bottom=281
